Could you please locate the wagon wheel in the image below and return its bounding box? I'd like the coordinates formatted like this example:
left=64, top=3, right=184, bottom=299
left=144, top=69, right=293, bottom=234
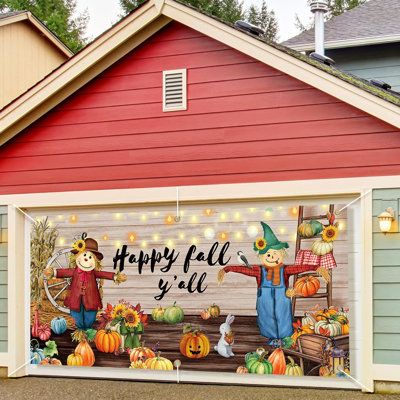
left=44, top=248, right=72, bottom=314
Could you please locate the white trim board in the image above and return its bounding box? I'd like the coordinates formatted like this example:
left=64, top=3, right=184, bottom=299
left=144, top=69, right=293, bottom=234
left=0, top=353, right=9, bottom=367
left=372, top=364, right=400, bottom=382
left=26, top=365, right=359, bottom=389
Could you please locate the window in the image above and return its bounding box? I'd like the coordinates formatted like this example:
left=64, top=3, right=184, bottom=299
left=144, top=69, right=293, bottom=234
left=163, top=69, right=187, bottom=112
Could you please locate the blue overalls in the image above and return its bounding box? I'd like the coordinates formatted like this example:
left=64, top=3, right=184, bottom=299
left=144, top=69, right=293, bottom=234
left=256, top=267, right=293, bottom=339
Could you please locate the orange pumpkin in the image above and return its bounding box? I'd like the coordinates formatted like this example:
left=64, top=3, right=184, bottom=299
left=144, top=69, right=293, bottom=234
left=294, top=276, right=320, bottom=297
left=200, top=309, right=211, bottom=320
left=67, top=352, right=83, bottom=366
left=129, top=342, right=156, bottom=363
left=236, top=365, right=249, bottom=374
left=341, top=322, right=349, bottom=335
left=75, top=339, right=95, bottom=367
left=95, top=329, right=121, bottom=353
left=267, top=348, right=286, bottom=375
left=319, top=365, right=331, bottom=377
left=180, top=330, right=210, bottom=359
left=39, top=357, right=62, bottom=366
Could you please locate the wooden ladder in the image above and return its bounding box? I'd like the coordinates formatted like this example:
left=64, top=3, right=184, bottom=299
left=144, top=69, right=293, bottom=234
left=291, top=204, right=334, bottom=317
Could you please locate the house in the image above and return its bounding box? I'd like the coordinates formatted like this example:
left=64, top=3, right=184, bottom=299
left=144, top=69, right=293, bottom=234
left=0, top=10, right=72, bottom=109
left=283, top=0, right=400, bottom=91
left=0, top=0, right=400, bottom=391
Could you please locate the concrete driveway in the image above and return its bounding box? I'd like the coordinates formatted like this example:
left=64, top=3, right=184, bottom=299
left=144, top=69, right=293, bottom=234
left=1, top=378, right=400, bottom=400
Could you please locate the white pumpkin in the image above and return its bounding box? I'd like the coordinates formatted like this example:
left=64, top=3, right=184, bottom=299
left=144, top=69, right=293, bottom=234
left=315, top=319, right=342, bottom=337
left=301, top=312, right=316, bottom=327
left=311, top=240, right=333, bottom=256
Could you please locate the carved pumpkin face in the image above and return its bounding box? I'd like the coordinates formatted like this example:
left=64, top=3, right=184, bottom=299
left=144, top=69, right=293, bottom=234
left=179, top=331, right=210, bottom=359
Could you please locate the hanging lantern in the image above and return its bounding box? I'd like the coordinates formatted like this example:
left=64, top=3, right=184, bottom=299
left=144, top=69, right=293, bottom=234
left=329, top=346, right=346, bottom=375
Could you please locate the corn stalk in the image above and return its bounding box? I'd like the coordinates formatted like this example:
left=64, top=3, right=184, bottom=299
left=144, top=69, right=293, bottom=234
left=30, top=218, right=58, bottom=305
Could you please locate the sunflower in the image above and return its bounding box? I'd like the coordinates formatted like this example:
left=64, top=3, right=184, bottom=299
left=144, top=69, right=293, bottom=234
left=322, top=225, right=339, bottom=242
left=255, top=237, right=267, bottom=251
left=123, top=308, right=141, bottom=329
left=111, top=303, right=127, bottom=320
left=72, top=239, right=86, bottom=253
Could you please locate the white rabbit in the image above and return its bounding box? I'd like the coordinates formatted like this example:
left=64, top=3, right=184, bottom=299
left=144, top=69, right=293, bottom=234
left=214, top=314, right=235, bottom=358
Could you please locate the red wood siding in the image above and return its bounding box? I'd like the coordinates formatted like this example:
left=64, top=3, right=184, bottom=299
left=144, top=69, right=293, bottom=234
left=1, top=22, right=399, bottom=195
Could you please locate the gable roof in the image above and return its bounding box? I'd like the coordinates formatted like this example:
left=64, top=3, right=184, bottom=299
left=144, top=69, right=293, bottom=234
left=0, top=10, right=73, bottom=57
left=284, top=0, right=400, bottom=51
left=0, top=0, right=399, bottom=148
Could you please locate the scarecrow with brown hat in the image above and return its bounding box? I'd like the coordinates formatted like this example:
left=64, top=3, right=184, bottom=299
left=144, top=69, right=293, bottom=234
left=44, top=233, right=127, bottom=330
left=218, top=222, right=330, bottom=343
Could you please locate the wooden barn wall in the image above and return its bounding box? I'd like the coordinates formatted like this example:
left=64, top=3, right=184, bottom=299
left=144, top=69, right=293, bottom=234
left=29, top=199, right=350, bottom=317
left=373, top=188, right=400, bottom=365
left=0, top=206, right=7, bottom=352
left=0, top=22, right=400, bottom=195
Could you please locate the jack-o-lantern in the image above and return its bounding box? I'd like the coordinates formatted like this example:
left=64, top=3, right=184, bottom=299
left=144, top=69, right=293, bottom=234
left=179, top=325, right=210, bottom=359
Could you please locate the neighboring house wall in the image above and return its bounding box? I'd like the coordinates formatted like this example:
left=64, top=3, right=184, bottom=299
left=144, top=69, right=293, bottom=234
left=0, top=22, right=399, bottom=196
left=326, top=43, right=400, bottom=92
left=0, top=206, right=7, bottom=353
left=373, top=188, right=400, bottom=365
left=0, top=20, right=67, bottom=108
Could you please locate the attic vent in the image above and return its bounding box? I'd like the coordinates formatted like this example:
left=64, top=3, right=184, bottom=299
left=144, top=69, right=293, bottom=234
left=163, top=69, right=187, bottom=112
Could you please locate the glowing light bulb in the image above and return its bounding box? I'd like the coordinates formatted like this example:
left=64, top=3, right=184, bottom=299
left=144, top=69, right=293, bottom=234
left=321, top=204, right=329, bottom=211
left=166, top=240, right=174, bottom=248
left=114, top=213, right=122, bottom=220
left=234, top=212, right=241, bottom=220
left=165, top=215, right=174, bottom=224
left=152, top=234, right=160, bottom=241
left=69, top=215, right=78, bottom=224
left=291, top=207, right=298, bottom=216
left=179, top=232, right=185, bottom=240
left=204, top=208, right=214, bottom=216
left=265, top=210, right=272, bottom=218
left=204, top=227, right=215, bottom=240
left=153, top=211, right=160, bottom=216
left=141, top=240, right=147, bottom=248
left=103, top=234, right=109, bottom=241
left=57, top=215, right=64, bottom=220
left=249, top=207, right=256, bottom=213
left=141, top=214, right=147, bottom=221
left=128, top=233, right=136, bottom=242
left=247, top=225, right=259, bottom=238
left=279, top=227, right=286, bottom=234
left=235, top=231, right=242, bottom=240
left=219, top=232, right=228, bottom=241
left=191, top=237, right=199, bottom=245
left=115, top=241, right=122, bottom=248
left=191, top=215, right=198, bottom=223
left=59, top=238, right=65, bottom=245
left=48, top=221, right=53, bottom=227
left=220, top=213, right=227, bottom=221
left=338, top=221, right=345, bottom=231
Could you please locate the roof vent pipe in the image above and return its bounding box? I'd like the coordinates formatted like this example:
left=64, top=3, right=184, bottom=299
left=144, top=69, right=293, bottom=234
left=310, top=0, right=329, bottom=55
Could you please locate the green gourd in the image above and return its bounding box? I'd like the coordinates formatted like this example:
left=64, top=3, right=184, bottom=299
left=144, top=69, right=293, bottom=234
left=245, top=352, right=273, bottom=375
left=163, top=301, right=184, bottom=324
left=298, top=220, right=323, bottom=238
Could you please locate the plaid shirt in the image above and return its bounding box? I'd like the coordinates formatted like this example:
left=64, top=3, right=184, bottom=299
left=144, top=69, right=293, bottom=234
left=224, top=264, right=320, bottom=288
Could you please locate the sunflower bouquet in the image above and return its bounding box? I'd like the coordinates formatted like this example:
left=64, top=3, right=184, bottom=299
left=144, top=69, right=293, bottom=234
left=110, top=300, right=148, bottom=350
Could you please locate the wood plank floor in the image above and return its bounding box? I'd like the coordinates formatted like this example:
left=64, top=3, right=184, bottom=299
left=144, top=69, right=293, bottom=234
left=33, top=315, right=321, bottom=374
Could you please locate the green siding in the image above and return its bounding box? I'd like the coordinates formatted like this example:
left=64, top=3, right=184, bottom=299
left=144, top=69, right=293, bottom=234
left=327, top=44, right=400, bottom=92
left=372, top=190, right=400, bottom=365
left=0, top=206, right=6, bottom=353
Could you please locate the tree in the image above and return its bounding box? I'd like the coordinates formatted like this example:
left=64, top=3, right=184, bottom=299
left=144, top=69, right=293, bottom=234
left=295, top=0, right=368, bottom=32
left=247, top=1, right=278, bottom=41
left=120, top=0, right=278, bottom=40
left=0, top=0, right=88, bottom=52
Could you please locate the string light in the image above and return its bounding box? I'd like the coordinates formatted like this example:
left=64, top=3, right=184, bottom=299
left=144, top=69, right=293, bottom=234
left=219, top=232, right=228, bottom=241
left=57, top=215, right=64, bottom=220
left=292, top=233, right=297, bottom=241
left=128, top=232, right=136, bottom=243
left=220, top=213, right=227, bottom=221
left=191, top=215, right=198, bottom=223
left=191, top=237, right=199, bottom=245
left=338, top=221, right=345, bottom=231
left=279, top=227, right=286, bottom=235
left=165, top=215, right=174, bottom=225
left=204, top=227, right=215, bottom=240
left=234, top=212, right=241, bottom=220
left=247, top=225, right=259, bottom=238
left=69, top=215, right=78, bottom=224
left=264, top=210, right=272, bottom=218
left=48, top=221, right=53, bottom=227
left=234, top=231, right=243, bottom=240
left=141, top=240, right=147, bottom=248
left=248, top=207, right=257, bottom=213
left=103, top=234, right=109, bottom=241
left=290, top=207, right=298, bottom=216
left=153, top=211, right=160, bottom=216
left=321, top=204, right=329, bottom=211
left=115, top=241, right=122, bottom=248
left=114, top=213, right=122, bottom=220
left=178, top=232, right=185, bottom=240
left=204, top=208, right=214, bottom=216
left=58, top=238, right=65, bottom=245
left=141, top=214, right=147, bottom=221
left=152, top=234, right=160, bottom=241
left=166, top=239, right=174, bottom=248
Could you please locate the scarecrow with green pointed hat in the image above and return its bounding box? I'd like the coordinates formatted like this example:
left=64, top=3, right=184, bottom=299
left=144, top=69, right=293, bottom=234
left=218, top=222, right=330, bottom=342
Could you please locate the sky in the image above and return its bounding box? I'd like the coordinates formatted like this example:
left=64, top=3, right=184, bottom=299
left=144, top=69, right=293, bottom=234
left=75, top=0, right=313, bottom=43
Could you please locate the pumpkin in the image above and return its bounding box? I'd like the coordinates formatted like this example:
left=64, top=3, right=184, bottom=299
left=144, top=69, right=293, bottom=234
left=208, top=304, right=221, bottom=318
left=314, top=307, right=337, bottom=321
left=30, top=340, right=45, bottom=365
left=291, top=324, right=314, bottom=343
left=180, top=329, right=210, bottom=359
left=298, top=220, right=323, bottom=238
left=31, top=307, right=41, bottom=338
left=129, top=360, right=147, bottom=369
left=311, top=240, right=333, bottom=256
left=37, top=324, right=51, bottom=341
left=95, top=329, right=121, bottom=353
left=294, top=276, right=321, bottom=297
left=319, top=365, right=331, bottom=377
left=67, top=352, right=83, bottom=366
left=129, top=342, right=156, bottom=363
left=151, top=305, right=165, bottom=322
left=200, top=309, right=211, bottom=320
left=341, top=322, right=349, bottom=335
left=245, top=348, right=265, bottom=363
left=75, top=339, right=95, bottom=366
left=331, top=314, right=348, bottom=325
left=246, top=352, right=273, bottom=375
left=39, top=357, right=62, bottom=366
left=236, top=365, right=249, bottom=374
left=301, top=312, right=316, bottom=326
left=144, top=352, right=173, bottom=370
left=285, top=356, right=303, bottom=376
left=51, top=317, right=67, bottom=335
left=336, top=307, right=349, bottom=319
left=314, top=318, right=342, bottom=337
left=163, top=301, right=184, bottom=324
left=268, top=348, right=286, bottom=375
